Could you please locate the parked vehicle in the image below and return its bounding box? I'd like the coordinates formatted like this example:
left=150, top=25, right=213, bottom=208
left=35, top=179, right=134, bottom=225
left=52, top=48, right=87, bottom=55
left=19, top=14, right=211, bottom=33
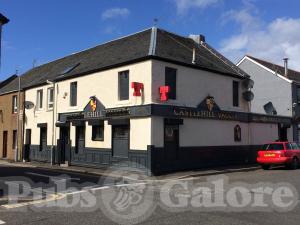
left=257, top=142, right=300, bottom=170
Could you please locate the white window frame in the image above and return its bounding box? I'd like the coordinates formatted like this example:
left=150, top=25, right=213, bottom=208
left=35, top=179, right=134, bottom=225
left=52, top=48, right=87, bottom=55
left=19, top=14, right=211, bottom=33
left=47, top=87, right=54, bottom=110
left=12, top=95, right=18, bottom=114
left=36, top=89, right=43, bottom=110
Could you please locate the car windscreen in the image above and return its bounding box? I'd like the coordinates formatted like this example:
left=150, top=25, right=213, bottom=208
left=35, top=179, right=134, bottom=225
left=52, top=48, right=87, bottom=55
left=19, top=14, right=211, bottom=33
left=261, top=144, right=284, bottom=151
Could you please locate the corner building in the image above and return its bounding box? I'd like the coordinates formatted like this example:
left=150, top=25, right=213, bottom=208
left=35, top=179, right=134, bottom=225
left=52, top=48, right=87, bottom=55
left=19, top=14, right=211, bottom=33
left=22, top=28, right=292, bottom=175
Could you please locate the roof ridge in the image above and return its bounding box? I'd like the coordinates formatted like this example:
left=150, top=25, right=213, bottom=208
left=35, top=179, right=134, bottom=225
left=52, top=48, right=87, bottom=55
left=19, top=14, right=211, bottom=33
left=148, top=27, right=157, bottom=55
left=21, top=27, right=153, bottom=76
left=247, top=55, right=300, bottom=74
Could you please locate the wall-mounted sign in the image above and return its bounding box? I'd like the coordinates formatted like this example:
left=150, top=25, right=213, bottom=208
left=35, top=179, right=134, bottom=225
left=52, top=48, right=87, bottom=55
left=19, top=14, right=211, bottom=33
left=105, top=108, right=130, bottom=117
left=159, top=86, right=170, bottom=102
left=83, top=96, right=105, bottom=119
left=131, top=82, right=144, bottom=96
left=197, top=95, right=221, bottom=112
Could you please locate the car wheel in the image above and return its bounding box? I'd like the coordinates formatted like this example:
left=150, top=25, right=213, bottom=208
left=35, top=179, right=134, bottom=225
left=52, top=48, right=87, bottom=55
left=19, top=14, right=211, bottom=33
left=262, top=165, right=270, bottom=170
left=290, top=157, right=299, bottom=170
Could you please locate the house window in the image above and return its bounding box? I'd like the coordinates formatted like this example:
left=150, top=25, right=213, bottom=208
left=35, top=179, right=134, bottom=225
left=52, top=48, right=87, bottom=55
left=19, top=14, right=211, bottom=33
left=37, top=90, right=43, bottom=110
left=12, top=130, right=17, bottom=149
left=12, top=95, right=18, bottom=114
left=233, top=81, right=239, bottom=107
left=297, top=87, right=300, bottom=103
left=92, top=125, right=104, bottom=141
left=234, top=125, right=241, bottom=142
left=47, top=88, right=54, bottom=110
left=165, top=67, right=177, bottom=100
left=118, top=71, right=129, bottom=100
left=70, top=82, right=77, bottom=107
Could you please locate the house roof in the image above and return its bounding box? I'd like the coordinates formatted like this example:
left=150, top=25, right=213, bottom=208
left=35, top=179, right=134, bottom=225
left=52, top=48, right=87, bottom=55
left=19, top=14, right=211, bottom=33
left=246, top=55, right=300, bottom=83
left=0, top=27, right=248, bottom=94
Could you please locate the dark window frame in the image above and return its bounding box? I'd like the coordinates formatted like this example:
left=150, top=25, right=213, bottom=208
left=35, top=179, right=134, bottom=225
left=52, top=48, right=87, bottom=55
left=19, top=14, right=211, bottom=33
left=92, top=125, right=104, bottom=141
left=233, top=81, right=239, bottom=107
left=12, top=95, right=18, bottom=114
left=70, top=82, right=78, bottom=107
left=165, top=67, right=177, bottom=100
left=118, top=70, right=129, bottom=101
left=37, top=89, right=43, bottom=110
left=12, top=130, right=17, bottom=149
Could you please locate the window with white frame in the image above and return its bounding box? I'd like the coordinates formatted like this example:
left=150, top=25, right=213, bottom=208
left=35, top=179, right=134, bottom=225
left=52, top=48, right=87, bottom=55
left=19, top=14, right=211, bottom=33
left=37, top=89, right=43, bottom=110
left=47, top=88, right=54, bottom=110
left=12, top=95, right=18, bottom=114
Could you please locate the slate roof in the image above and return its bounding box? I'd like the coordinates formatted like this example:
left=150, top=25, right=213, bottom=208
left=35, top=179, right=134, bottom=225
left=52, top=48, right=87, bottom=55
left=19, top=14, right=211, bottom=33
left=247, top=55, right=300, bottom=83
left=0, top=27, right=248, bottom=95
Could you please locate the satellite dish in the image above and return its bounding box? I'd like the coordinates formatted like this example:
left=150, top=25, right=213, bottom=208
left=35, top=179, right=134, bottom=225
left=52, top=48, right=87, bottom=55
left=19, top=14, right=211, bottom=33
left=242, top=79, right=254, bottom=89
left=264, top=102, right=277, bottom=115
left=24, top=101, right=34, bottom=109
left=243, top=91, right=254, bottom=102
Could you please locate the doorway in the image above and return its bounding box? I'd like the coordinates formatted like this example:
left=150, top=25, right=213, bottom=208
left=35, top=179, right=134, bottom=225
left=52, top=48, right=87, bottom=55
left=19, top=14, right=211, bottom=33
left=164, top=124, right=179, bottom=161
left=112, top=125, right=129, bottom=158
left=59, top=127, right=70, bottom=163
left=39, top=127, right=47, bottom=152
left=278, top=124, right=288, bottom=141
left=2, top=131, right=7, bottom=158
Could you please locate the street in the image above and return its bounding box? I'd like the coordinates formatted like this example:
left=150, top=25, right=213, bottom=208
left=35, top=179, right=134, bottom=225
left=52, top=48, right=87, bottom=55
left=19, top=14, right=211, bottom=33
left=0, top=164, right=298, bottom=224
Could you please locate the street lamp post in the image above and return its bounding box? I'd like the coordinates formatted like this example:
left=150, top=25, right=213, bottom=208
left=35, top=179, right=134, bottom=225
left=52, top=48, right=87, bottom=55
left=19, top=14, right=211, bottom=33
left=0, top=13, right=9, bottom=68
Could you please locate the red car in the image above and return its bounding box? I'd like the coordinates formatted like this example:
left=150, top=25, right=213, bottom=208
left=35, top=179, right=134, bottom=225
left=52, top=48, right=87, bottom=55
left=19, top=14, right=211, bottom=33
left=257, top=142, right=300, bottom=170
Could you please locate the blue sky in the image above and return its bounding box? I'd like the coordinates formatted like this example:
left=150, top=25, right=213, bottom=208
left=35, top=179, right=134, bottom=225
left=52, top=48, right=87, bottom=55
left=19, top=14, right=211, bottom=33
left=1, top=0, right=300, bottom=80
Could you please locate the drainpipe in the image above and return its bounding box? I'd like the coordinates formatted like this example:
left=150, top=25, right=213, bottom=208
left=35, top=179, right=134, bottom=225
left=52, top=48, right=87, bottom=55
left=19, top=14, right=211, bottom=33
left=47, top=80, right=56, bottom=165
left=15, top=75, right=21, bottom=161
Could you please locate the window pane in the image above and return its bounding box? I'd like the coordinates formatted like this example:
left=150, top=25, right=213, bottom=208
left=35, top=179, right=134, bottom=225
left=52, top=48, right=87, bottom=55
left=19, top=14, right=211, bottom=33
left=165, top=67, right=177, bottom=100
left=233, top=81, right=239, bottom=107
left=119, top=71, right=129, bottom=100
left=70, top=82, right=77, bottom=106
left=37, top=90, right=43, bottom=109
left=92, top=126, right=104, bottom=141
left=297, top=87, right=300, bottom=102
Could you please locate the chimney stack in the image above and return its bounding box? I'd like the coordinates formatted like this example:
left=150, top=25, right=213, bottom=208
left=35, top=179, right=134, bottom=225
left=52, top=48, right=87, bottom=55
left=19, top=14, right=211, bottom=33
left=189, top=34, right=206, bottom=44
left=283, top=58, right=289, bottom=77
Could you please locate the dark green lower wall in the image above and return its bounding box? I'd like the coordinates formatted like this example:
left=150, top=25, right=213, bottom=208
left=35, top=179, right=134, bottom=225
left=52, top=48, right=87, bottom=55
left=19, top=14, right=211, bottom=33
left=28, top=144, right=261, bottom=175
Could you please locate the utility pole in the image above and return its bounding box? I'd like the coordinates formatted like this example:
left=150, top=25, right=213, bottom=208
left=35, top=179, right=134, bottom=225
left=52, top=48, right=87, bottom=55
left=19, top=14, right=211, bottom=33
left=0, top=13, right=9, bottom=69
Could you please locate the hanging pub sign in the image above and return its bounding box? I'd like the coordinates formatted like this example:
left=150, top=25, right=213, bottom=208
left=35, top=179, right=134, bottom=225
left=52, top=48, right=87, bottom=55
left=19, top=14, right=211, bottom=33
left=83, top=96, right=105, bottom=119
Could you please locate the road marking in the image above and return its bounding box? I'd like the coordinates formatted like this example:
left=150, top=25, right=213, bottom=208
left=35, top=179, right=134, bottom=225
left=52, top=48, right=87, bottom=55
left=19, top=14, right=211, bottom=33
left=0, top=220, right=5, bottom=224
left=25, top=172, right=80, bottom=181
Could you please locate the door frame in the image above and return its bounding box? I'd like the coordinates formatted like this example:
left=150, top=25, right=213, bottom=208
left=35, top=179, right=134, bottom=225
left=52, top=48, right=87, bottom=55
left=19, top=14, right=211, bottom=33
left=112, top=125, right=130, bottom=159
left=2, top=131, right=8, bottom=158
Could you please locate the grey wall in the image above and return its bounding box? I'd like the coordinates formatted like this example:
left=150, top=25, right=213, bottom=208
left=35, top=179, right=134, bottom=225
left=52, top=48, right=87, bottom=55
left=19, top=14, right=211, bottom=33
left=239, top=59, right=292, bottom=117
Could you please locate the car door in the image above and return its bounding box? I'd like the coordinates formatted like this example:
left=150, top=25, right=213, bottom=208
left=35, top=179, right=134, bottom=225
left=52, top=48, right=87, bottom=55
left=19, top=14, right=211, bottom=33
left=292, top=143, right=300, bottom=158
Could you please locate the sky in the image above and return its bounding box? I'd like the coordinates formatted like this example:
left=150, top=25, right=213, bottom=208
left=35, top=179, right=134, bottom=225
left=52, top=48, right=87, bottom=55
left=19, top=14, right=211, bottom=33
left=1, top=0, right=300, bottom=80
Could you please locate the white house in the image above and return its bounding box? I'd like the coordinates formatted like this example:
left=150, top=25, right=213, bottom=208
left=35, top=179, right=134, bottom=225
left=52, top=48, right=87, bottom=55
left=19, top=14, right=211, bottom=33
left=20, top=28, right=292, bottom=174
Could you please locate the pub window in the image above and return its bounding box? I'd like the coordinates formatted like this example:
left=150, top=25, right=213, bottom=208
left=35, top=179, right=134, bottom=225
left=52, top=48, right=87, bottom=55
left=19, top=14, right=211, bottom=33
left=12, top=130, right=17, bottom=149
left=47, top=87, right=54, bottom=110
left=297, top=87, right=300, bottom=103
left=75, top=126, right=85, bottom=154
left=233, top=81, right=239, bottom=107
left=12, top=95, right=18, bottom=114
left=234, top=125, right=241, bottom=142
left=92, top=125, right=104, bottom=141
left=165, top=67, right=177, bottom=100
left=37, top=89, right=43, bottom=110
left=70, top=82, right=78, bottom=107
left=118, top=70, right=129, bottom=100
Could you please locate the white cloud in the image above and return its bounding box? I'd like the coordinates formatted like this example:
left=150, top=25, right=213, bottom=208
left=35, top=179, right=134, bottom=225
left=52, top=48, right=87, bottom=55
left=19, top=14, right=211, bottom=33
left=220, top=3, right=300, bottom=71
left=173, top=0, right=220, bottom=15
left=101, top=8, right=130, bottom=20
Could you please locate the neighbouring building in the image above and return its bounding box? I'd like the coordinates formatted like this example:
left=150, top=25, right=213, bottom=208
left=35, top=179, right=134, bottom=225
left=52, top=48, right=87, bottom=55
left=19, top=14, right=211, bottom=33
left=3, top=28, right=292, bottom=175
left=0, top=75, right=24, bottom=161
left=237, top=55, right=298, bottom=142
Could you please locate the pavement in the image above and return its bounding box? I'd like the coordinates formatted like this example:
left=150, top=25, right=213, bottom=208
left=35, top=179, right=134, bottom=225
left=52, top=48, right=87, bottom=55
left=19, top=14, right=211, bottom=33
left=0, top=161, right=298, bottom=225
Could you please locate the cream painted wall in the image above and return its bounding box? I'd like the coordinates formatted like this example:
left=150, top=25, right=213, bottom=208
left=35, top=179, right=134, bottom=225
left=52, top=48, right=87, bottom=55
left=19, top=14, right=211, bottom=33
left=55, top=60, right=152, bottom=115
left=152, top=60, right=249, bottom=112
left=25, top=84, right=55, bottom=145
left=130, top=118, right=151, bottom=150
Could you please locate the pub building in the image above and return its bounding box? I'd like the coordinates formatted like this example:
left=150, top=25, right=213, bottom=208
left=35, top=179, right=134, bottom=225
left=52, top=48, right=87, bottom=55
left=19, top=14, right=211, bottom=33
left=18, top=27, right=292, bottom=175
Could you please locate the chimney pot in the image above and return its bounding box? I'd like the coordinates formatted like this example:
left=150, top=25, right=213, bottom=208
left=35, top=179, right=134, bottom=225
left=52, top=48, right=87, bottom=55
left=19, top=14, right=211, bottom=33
left=283, top=58, right=289, bottom=77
